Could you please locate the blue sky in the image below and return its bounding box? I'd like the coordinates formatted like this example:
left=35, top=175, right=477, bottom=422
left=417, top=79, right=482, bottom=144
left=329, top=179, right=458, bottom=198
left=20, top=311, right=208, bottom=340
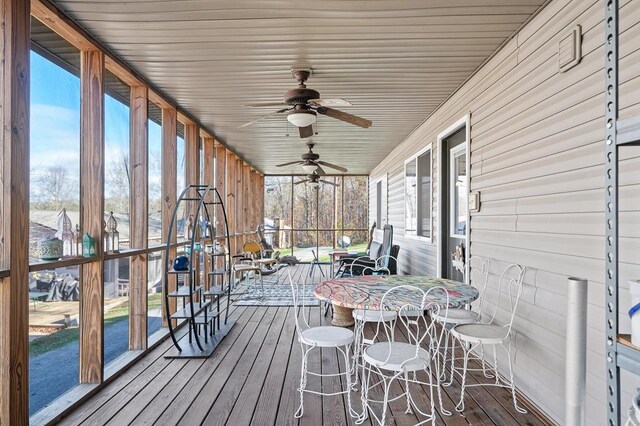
left=30, top=50, right=164, bottom=202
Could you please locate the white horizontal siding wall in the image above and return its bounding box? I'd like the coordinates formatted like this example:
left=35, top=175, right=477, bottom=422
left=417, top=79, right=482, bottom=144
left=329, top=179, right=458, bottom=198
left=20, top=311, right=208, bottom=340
left=369, top=0, right=640, bottom=423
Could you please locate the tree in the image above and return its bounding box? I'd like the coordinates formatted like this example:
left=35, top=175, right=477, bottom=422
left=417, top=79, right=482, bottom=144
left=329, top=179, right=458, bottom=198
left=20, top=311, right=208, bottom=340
left=105, top=150, right=130, bottom=213
left=34, top=166, right=73, bottom=210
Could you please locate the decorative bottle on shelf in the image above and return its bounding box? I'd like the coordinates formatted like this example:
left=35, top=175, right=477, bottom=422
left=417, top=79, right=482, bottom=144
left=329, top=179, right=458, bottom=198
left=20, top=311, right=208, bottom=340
left=184, top=215, right=194, bottom=241
left=82, top=233, right=96, bottom=257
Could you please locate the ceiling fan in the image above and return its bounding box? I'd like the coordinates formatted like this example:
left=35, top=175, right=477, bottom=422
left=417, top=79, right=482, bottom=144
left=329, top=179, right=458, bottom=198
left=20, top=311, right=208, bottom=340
left=295, top=172, right=338, bottom=188
left=239, top=69, right=372, bottom=138
left=276, top=143, right=348, bottom=174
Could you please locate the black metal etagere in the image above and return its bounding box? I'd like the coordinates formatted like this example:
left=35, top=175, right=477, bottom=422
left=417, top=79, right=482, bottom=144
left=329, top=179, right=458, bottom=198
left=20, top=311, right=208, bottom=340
left=163, top=184, right=234, bottom=358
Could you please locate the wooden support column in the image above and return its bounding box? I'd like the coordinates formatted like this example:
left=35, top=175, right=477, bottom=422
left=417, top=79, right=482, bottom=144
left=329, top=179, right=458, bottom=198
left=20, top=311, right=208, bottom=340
left=243, top=165, right=251, bottom=236
left=214, top=145, right=226, bottom=270
left=202, top=137, right=214, bottom=274
left=129, top=85, right=148, bottom=349
left=79, top=50, right=105, bottom=384
left=184, top=123, right=199, bottom=186
left=184, top=123, right=199, bottom=223
left=236, top=158, right=244, bottom=248
left=215, top=144, right=226, bottom=238
left=161, top=107, right=177, bottom=326
left=258, top=174, right=265, bottom=229
left=0, top=0, right=30, bottom=422
left=225, top=152, right=236, bottom=254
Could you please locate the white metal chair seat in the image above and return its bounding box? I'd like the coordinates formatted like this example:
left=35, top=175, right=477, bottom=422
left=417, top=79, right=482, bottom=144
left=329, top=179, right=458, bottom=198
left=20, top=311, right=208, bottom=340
left=353, top=309, right=397, bottom=323
left=233, top=264, right=260, bottom=272
left=300, top=326, right=354, bottom=348
left=363, top=342, right=430, bottom=372
left=432, top=308, right=479, bottom=325
left=451, top=323, right=507, bottom=345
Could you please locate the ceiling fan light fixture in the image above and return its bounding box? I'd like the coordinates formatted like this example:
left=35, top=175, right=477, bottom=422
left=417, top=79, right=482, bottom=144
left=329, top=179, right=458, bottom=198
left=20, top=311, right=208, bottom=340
left=287, top=110, right=317, bottom=127
left=302, top=163, right=318, bottom=173
left=310, top=180, right=320, bottom=188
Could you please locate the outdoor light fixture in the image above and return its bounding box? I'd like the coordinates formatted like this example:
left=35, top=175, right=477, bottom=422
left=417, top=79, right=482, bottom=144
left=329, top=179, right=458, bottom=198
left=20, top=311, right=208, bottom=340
left=302, top=163, right=318, bottom=173
left=287, top=110, right=317, bottom=127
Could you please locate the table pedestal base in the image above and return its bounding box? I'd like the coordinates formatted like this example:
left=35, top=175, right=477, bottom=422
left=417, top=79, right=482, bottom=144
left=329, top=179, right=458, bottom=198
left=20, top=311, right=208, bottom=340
left=332, top=304, right=354, bottom=327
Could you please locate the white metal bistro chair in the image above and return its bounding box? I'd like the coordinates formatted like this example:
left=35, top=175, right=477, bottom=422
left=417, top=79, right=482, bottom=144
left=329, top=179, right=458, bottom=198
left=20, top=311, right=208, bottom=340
left=232, top=254, right=263, bottom=297
left=450, top=263, right=527, bottom=414
left=350, top=255, right=400, bottom=383
left=356, top=285, right=450, bottom=426
left=431, top=256, right=490, bottom=385
left=287, top=271, right=357, bottom=419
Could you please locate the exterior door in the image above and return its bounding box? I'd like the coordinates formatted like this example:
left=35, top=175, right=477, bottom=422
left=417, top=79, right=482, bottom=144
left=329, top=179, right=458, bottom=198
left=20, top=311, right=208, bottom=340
left=441, top=127, right=467, bottom=281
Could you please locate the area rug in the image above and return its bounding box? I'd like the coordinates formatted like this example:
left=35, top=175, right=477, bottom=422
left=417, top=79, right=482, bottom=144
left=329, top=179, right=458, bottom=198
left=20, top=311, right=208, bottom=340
left=233, top=283, right=321, bottom=307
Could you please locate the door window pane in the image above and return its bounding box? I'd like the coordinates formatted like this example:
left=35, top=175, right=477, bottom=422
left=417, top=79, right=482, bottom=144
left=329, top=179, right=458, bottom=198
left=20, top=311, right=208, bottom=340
left=405, top=160, right=417, bottom=235
left=452, top=149, right=467, bottom=236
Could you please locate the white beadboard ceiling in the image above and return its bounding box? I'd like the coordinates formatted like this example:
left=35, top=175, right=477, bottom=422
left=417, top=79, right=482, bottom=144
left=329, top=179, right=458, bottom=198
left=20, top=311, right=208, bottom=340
left=50, top=0, right=548, bottom=174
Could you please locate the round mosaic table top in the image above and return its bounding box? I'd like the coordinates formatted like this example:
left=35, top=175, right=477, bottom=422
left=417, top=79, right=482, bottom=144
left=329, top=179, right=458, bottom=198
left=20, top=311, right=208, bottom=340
left=314, top=275, right=478, bottom=311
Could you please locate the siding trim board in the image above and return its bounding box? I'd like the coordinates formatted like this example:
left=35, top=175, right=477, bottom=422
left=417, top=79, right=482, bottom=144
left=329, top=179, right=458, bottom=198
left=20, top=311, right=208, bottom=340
left=370, top=0, right=640, bottom=423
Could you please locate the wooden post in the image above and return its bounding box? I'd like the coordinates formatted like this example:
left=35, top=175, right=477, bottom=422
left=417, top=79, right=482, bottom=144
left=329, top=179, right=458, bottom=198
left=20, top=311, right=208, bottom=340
left=161, top=107, right=177, bottom=326
left=214, top=145, right=226, bottom=271
left=184, top=123, right=200, bottom=288
left=129, top=85, right=148, bottom=349
left=236, top=159, right=244, bottom=248
left=243, top=164, right=251, bottom=239
left=225, top=151, right=236, bottom=255
left=203, top=137, right=214, bottom=276
left=184, top=123, right=199, bottom=186
left=215, top=144, right=226, bottom=238
left=0, top=0, right=30, bottom=421
left=79, top=50, right=105, bottom=384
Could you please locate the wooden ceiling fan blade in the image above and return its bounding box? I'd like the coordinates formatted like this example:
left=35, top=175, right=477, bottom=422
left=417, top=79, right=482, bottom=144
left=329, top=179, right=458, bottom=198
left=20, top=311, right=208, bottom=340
left=316, top=106, right=372, bottom=128
left=238, top=108, right=290, bottom=129
left=276, top=160, right=303, bottom=167
left=320, top=179, right=338, bottom=186
left=245, top=102, right=288, bottom=108
left=308, top=98, right=352, bottom=107
left=299, top=125, right=314, bottom=139
left=294, top=179, right=308, bottom=186
left=317, top=160, right=348, bottom=173
left=315, top=165, right=326, bottom=176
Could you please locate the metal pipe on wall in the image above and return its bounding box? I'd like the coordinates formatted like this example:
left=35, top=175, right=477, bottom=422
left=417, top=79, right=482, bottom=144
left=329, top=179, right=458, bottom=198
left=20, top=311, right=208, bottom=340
left=565, top=277, right=588, bottom=426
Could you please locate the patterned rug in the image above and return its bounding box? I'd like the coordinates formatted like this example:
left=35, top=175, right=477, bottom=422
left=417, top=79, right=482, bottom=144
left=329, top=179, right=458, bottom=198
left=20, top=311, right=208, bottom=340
left=234, top=283, right=321, bottom=307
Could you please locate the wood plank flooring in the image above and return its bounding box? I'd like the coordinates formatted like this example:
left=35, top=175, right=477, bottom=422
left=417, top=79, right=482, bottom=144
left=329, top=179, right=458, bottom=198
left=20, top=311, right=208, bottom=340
left=55, top=264, right=554, bottom=426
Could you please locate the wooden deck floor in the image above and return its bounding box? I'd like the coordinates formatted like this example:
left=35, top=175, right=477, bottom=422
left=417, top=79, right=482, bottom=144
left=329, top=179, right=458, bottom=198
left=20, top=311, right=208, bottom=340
left=56, top=264, right=553, bottom=426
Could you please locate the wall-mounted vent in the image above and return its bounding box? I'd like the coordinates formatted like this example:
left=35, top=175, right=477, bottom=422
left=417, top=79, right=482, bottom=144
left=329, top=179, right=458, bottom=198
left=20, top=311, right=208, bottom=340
left=559, top=25, right=582, bottom=72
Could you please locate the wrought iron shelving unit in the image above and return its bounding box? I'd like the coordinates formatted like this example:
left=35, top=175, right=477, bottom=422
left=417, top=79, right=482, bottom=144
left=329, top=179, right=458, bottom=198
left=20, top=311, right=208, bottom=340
left=606, top=0, right=640, bottom=423
left=163, top=184, right=234, bottom=358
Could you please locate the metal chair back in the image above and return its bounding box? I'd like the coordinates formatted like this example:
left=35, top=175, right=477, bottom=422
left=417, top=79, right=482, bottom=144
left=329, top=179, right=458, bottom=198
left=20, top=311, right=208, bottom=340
left=287, top=270, right=311, bottom=336
left=485, top=264, right=526, bottom=335
left=370, top=284, right=450, bottom=367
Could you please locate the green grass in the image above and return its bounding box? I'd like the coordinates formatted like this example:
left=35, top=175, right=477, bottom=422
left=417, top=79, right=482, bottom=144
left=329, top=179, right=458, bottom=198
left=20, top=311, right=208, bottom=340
left=317, top=242, right=368, bottom=262
left=29, top=293, right=164, bottom=357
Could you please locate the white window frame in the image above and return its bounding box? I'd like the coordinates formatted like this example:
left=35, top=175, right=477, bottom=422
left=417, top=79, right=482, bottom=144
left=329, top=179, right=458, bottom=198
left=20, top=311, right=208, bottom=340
left=404, top=143, right=432, bottom=242
left=373, top=173, right=388, bottom=228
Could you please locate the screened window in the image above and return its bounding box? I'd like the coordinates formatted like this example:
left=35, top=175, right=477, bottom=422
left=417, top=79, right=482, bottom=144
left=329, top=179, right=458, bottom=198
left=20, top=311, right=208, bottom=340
left=405, top=147, right=432, bottom=239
